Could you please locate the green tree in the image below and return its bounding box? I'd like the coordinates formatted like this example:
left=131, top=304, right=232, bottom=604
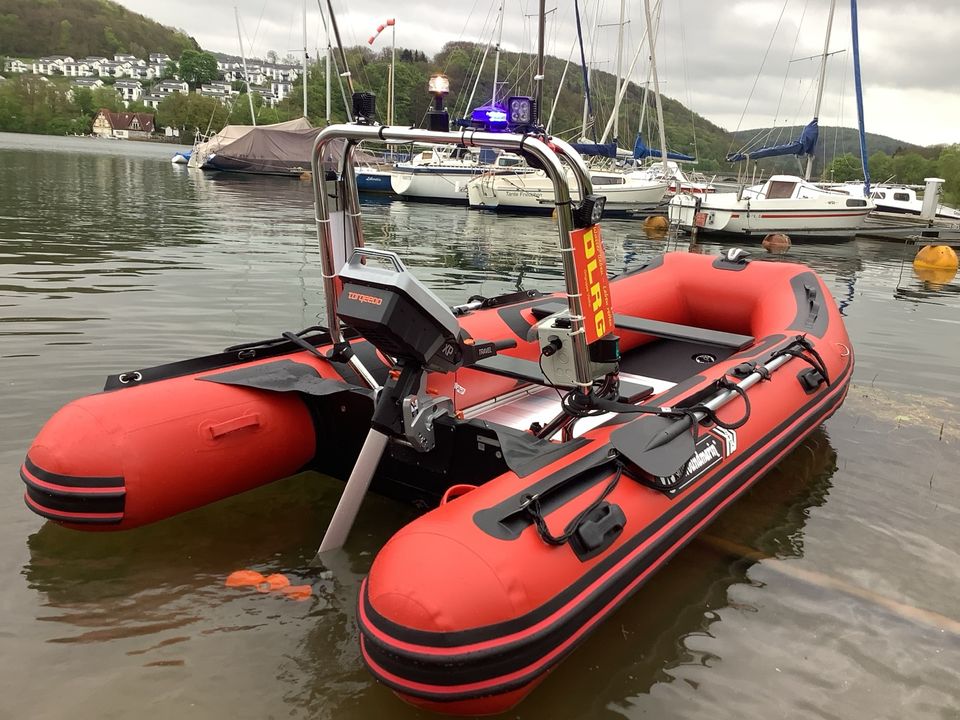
left=58, top=20, right=73, bottom=52
left=161, top=60, right=178, bottom=80
left=178, top=49, right=219, bottom=88
left=936, top=145, right=960, bottom=206
left=156, top=91, right=227, bottom=134
left=91, top=85, right=122, bottom=112
left=891, top=152, right=934, bottom=185
left=228, top=92, right=265, bottom=125
left=868, top=151, right=895, bottom=184
left=103, top=26, right=122, bottom=52
left=72, top=86, right=95, bottom=115
left=825, top=153, right=862, bottom=182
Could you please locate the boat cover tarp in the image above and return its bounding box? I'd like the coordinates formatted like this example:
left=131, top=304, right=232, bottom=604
left=189, top=117, right=313, bottom=169
left=206, top=126, right=379, bottom=175
left=726, top=118, right=819, bottom=162
left=632, top=134, right=695, bottom=162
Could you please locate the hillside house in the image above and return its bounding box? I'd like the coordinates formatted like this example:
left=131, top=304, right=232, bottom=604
left=4, top=59, right=29, bottom=74
left=72, top=78, right=104, bottom=89
left=92, top=109, right=155, bottom=139
left=33, top=56, right=74, bottom=74
left=115, top=80, right=144, bottom=104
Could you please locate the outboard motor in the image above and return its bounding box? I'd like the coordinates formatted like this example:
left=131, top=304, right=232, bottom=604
left=318, top=248, right=515, bottom=551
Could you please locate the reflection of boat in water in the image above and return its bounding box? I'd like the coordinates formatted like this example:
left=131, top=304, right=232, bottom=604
left=21, top=122, right=853, bottom=715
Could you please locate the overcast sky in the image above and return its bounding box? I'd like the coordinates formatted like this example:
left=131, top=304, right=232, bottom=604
left=117, top=0, right=959, bottom=147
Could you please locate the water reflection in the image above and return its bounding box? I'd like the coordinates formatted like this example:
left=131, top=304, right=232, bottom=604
left=5, top=136, right=960, bottom=720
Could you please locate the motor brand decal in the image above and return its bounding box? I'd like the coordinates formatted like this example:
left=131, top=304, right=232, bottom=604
left=570, top=225, right=614, bottom=345
left=347, top=291, right=383, bottom=306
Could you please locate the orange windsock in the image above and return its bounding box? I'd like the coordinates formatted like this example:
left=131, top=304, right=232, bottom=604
left=368, top=19, right=396, bottom=46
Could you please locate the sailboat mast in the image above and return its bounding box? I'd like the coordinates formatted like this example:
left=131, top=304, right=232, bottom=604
left=535, top=0, right=546, bottom=118
left=235, top=7, right=257, bottom=127
left=390, top=21, right=396, bottom=125
left=613, top=0, right=625, bottom=143
left=491, top=3, right=504, bottom=105
left=302, top=0, right=309, bottom=118
left=805, top=0, right=837, bottom=180
left=850, top=0, right=870, bottom=193
left=642, top=0, right=668, bottom=171
left=324, top=8, right=331, bottom=122
left=599, top=0, right=661, bottom=144
left=574, top=0, right=594, bottom=140
left=327, top=0, right=353, bottom=122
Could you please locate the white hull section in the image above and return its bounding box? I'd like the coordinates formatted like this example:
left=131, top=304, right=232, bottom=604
left=669, top=192, right=874, bottom=238
left=390, top=170, right=480, bottom=202
left=468, top=171, right=668, bottom=213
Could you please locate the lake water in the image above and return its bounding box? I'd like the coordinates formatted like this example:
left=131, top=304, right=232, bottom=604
left=1, top=132, right=958, bottom=719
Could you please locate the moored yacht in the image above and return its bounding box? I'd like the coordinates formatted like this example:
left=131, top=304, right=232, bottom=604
left=669, top=174, right=874, bottom=241
left=389, top=145, right=530, bottom=202
left=467, top=166, right=669, bottom=214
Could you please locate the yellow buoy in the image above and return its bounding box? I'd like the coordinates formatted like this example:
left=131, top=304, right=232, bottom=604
left=299, top=171, right=312, bottom=181
left=762, top=233, right=791, bottom=253
left=643, top=215, right=668, bottom=232
left=643, top=215, right=668, bottom=240
left=913, top=244, right=959, bottom=271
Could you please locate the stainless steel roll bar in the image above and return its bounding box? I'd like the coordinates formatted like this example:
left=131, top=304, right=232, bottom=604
left=310, top=125, right=597, bottom=393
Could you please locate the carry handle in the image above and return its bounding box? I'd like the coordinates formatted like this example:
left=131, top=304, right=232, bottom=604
left=348, top=247, right=405, bottom=273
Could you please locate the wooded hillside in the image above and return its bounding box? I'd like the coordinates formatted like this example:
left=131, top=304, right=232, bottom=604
left=0, top=0, right=198, bottom=59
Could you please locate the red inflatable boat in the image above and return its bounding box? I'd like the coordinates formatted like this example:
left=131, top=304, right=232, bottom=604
left=22, top=122, right=853, bottom=716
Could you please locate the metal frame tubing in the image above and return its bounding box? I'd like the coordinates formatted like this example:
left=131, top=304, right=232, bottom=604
left=311, top=125, right=597, bottom=392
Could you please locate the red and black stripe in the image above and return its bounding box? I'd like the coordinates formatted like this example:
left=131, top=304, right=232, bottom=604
left=20, top=456, right=125, bottom=524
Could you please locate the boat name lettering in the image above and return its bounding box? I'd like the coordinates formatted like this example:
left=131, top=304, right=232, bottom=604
left=685, top=442, right=721, bottom=473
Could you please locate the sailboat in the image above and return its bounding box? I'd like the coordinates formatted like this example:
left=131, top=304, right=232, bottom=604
left=467, top=0, right=670, bottom=214
left=668, top=0, right=875, bottom=241
left=188, top=1, right=328, bottom=177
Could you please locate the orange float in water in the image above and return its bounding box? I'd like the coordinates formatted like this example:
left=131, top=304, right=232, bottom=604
left=259, top=573, right=292, bottom=592
left=281, top=585, right=313, bottom=601
left=225, top=570, right=266, bottom=588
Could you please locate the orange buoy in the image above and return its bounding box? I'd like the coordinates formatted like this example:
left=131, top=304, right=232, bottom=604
left=281, top=585, right=313, bottom=601
left=762, top=233, right=791, bottom=253
left=258, top=573, right=292, bottom=592
left=914, top=244, right=958, bottom=271
left=643, top=215, right=669, bottom=239
left=225, top=570, right=266, bottom=588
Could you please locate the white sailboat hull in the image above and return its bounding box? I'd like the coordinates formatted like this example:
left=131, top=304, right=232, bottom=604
left=669, top=191, right=874, bottom=240
left=390, top=169, right=485, bottom=202
left=468, top=172, right=669, bottom=213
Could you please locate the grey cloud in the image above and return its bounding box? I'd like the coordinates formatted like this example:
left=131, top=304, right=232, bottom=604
left=116, top=0, right=958, bottom=145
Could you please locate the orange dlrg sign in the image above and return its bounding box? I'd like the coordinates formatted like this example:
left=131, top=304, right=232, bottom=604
left=570, top=225, right=614, bottom=345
